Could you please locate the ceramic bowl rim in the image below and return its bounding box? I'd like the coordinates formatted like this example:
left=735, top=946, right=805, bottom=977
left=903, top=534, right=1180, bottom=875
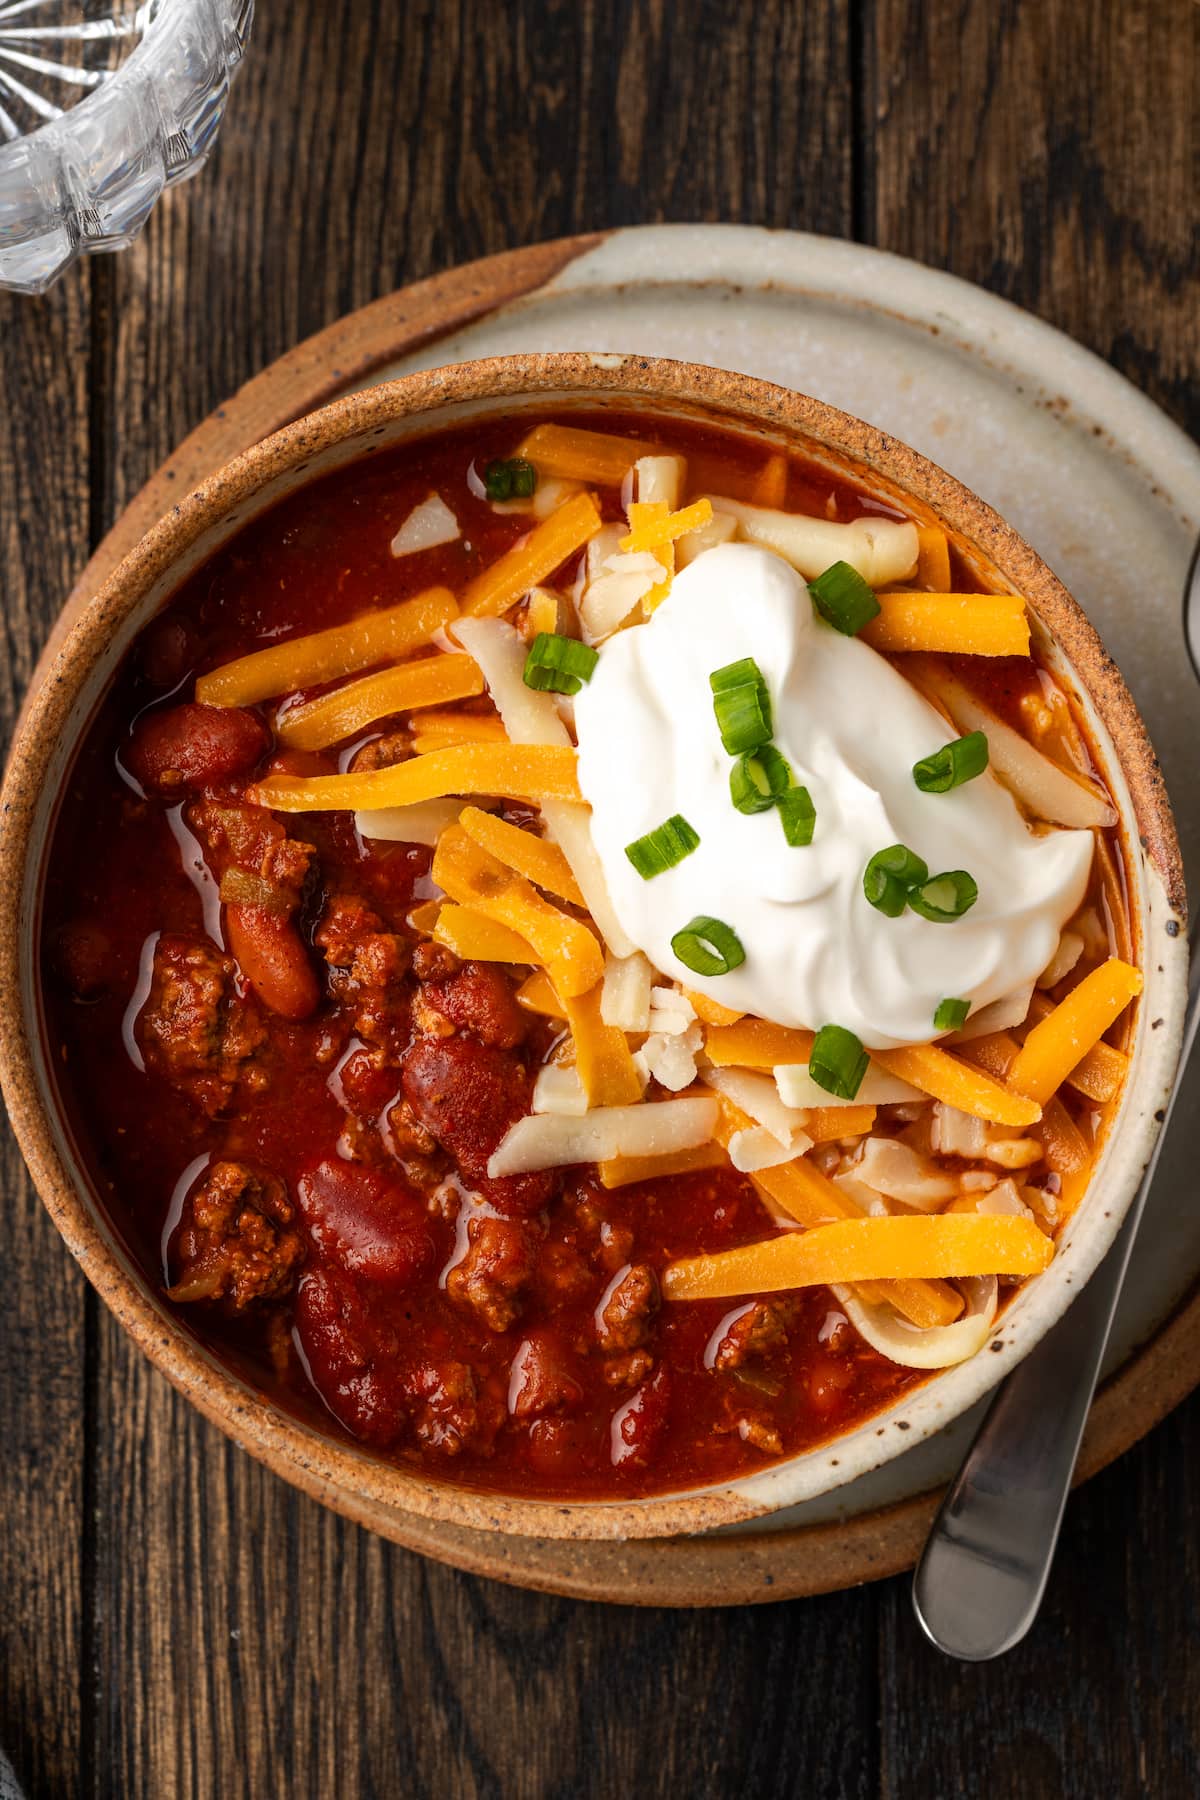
left=0, top=351, right=1187, bottom=1542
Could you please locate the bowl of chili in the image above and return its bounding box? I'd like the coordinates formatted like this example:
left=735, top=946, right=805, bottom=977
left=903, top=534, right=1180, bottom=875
left=0, top=353, right=1186, bottom=1541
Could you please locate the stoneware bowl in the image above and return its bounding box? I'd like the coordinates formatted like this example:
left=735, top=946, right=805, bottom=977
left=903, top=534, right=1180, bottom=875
left=0, top=353, right=1187, bottom=1542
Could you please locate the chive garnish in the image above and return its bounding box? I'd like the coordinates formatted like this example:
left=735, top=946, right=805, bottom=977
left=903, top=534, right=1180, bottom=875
left=908, top=870, right=979, bottom=923
left=670, top=914, right=746, bottom=977
left=778, top=785, right=816, bottom=846
left=625, top=815, right=700, bottom=880
left=809, top=1024, right=870, bottom=1100
left=730, top=745, right=793, bottom=815
left=522, top=632, right=598, bottom=695
left=933, top=997, right=971, bottom=1031
left=863, top=844, right=929, bottom=917
left=808, top=561, right=881, bottom=636
left=709, top=657, right=773, bottom=755
left=913, top=730, right=989, bottom=794
left=484, top=457, right=537, bottom=501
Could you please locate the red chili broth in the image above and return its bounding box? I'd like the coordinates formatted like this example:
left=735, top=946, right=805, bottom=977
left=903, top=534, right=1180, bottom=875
left=38, top=409, right=1122, bottom=1500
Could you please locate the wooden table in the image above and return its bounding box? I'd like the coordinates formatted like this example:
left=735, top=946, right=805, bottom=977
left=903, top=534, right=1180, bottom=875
left=1, top=3, right=1197, bottom=1794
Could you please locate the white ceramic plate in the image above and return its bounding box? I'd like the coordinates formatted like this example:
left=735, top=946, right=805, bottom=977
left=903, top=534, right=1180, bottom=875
left=355, top=225, right=1200, bottom=1530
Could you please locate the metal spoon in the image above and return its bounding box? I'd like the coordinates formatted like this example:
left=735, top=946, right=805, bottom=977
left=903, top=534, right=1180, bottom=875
left=912, top=540, right=1200, bottom=1661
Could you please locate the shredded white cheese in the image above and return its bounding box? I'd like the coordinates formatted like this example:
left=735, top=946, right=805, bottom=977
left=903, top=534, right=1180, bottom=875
left=390, top=493, right=460, bottom=557
left=488, top=1097, right=718, bottom=1177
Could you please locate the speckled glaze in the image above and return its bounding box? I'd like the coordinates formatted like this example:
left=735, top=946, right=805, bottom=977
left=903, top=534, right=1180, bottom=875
left=0, top=353, right=1187, bottom=1543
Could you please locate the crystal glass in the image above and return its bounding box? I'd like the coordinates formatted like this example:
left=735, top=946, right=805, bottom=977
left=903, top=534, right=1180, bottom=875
left=0, top=0, right=253, bottom=294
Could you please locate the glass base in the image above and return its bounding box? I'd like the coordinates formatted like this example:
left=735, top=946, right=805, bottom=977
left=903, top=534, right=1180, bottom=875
left=0, top=0, right=253, bottom=294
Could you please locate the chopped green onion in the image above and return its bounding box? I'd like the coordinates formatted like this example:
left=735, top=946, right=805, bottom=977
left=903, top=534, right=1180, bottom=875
left=709, top=657, right=773, bottom=754
left=933, top=997, right=971, bottom=1031
left=625, top=815, right=700, bottom=880
left=522, top=632, right=599, bottom=695
left=863, top=843, right=929, bottom=917
left=670, top=915, right=745, bottom=977
left=709, top=657, right=763, bottom=695
left=808, top=560, right=882, bottom=636
left=484, top=457, right=537, bottom=501
left=778, top=785, right=816, bottom=846
left=809, top=1024, right=870, bottom=1100
left=730, top=745, right=793, bottom=814
left=908, top=870, right=979, bottom=923
left=913, top=730, right=990, bottom=794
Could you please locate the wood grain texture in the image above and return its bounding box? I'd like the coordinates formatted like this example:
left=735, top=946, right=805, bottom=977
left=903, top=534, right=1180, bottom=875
left=0, top=282, right=90, bottom=1797
left=867, top=5, right=1200, bottom=1796
left=80, top=3, right=858, bottom=1797
left=862, top=0, right=1200, bottom=439
left=1, top=0, right=1198, bottom=1795
left=879, top=1392, right=1200, bottom=1798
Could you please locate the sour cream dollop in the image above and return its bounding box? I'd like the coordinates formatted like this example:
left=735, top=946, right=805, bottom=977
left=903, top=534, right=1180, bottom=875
left=574, top=542, right=1093, bottom=1049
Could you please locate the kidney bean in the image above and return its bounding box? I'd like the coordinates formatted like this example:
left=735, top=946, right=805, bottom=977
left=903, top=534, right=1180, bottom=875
left=508, top=1327, right=583, bottom=1419
left=293, top=1265, right=408, bottom=1446
left=609, top=1364, right=672, bottom=1469
left=806, top=1357, right=854, bottom=1414
left=420, top=959, right=529, bottom=1048
left=226, top=905, right=320, bottom=1020
left=264, top=747, right=334, bottom=781
left=295, top=1158, right=434, bottom=1289
left=126, top=702, right=268, bottom=794
left=401, top=1036, right=556, bottom=1217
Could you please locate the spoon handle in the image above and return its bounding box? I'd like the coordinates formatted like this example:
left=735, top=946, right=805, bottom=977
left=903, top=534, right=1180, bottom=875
left=913, top=945, right=1199, bottom=1661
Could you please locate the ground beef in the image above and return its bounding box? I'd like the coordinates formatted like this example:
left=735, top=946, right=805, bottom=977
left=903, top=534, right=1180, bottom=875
left=569, top=1188, right=634, bottom=1272
left=385, top=1097, right=438, bottom=1159
left=406, top=1360, right=501, bottom=1458
left=412, top=942, right=459, bottom=982
left=400, top=1035, right=556, bottom=1218
left=138, top=935, right=267, bottom=1115
left=534, top=1239, right=592, bottom=1302
left=715, top=1411, right=784, bottom=1456
left=168, top=1160, right=302, bottom=1309
left=601, top=1350, right=655, bottom=1390
left=447, top=1215, right=540, bottom=1333
left=295, top=1262, right=498, bottom=1455
left=187, top=799, right=317, bottom=907
left=316, top=892, right=412, bottom=1059
left=595, top=1263, right=660, bottom=1353
left=712, top=1301, right=792, bottom=1372
left=349, top=731, right=412, bottom=773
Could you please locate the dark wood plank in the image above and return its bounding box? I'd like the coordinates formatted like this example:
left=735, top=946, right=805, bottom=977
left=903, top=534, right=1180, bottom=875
left=0, top=275, right=91, bottom=1797
left=865, top=1, right=1200, bottom=1792
left=82, top=2, right=857, bottom=1796
left=878, top=1393, right=1200, bottom=1798
left=861, top=0, right=1200, bottom=438
left=94, top=1460, right=878, bottom=1800
left=5, top=1, right=1186, bottom=1794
